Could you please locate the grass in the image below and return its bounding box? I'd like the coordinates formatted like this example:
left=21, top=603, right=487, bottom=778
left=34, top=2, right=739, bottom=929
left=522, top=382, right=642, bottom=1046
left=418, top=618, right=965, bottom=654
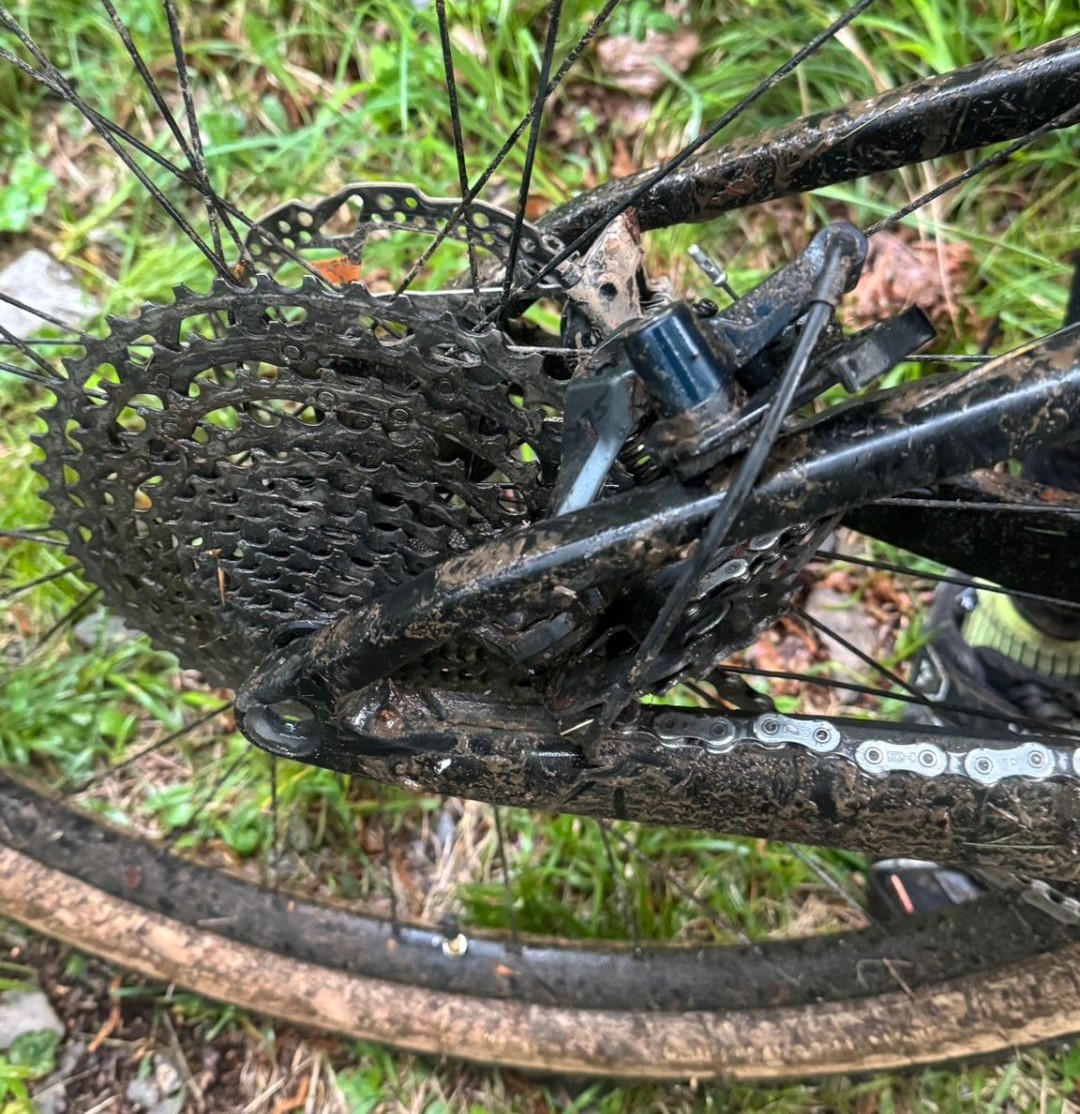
left=2, top=0, right=1080, bottom=1110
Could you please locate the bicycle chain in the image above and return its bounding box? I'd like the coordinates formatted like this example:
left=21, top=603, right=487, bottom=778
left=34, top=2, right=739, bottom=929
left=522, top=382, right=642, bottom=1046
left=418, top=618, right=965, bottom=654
left=652, top=708, right=1080, bottom=785
left=651, top=709, right=1080, bottom=923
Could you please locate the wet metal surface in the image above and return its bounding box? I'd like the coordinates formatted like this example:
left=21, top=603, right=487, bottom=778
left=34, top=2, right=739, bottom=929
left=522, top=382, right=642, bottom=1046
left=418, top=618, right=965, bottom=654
left=544, top=35, right=1080, bottom=242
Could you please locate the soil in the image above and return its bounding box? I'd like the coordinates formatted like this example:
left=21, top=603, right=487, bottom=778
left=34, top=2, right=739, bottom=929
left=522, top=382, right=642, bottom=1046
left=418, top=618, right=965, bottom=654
left=4, top=930, right=348, bottom=1114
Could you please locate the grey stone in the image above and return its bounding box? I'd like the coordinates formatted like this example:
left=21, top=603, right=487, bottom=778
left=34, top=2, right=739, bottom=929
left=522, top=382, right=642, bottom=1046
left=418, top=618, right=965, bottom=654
left=125, top=1074, right=162, bottom=1110
left=804, top=586, right=879, bottom=677
left=73, top=609, right=137, bottom=650
left=126, top=1060, right=184, bottom=1114
left=0, top=990, right=64, bottom=1052
left=31, top=1086, right=68, bottom=1114
left=0, top=249, right=95, bottom=340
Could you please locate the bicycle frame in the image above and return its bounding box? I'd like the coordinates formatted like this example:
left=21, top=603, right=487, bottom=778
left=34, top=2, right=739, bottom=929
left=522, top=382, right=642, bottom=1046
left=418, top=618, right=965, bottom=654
left=545, top=33, right=1080, bottom=241
left=225, top=32, right=1080, bottom=879
left=238, top=323, right=1080, bottom=723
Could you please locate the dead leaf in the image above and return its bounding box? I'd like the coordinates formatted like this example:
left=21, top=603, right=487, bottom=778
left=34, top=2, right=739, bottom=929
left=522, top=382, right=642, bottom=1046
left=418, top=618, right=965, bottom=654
left=595, top=27, right=700, bottom=97
left=610, top=135, right=636, bottom=179
left=846, top=230, right=975, bottom=331
left=525, top=194, right=552, bottom=221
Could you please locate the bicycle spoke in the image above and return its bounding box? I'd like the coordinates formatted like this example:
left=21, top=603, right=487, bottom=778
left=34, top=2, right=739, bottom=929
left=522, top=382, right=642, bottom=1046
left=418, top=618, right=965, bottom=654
left=491, top=0, right=876, bottom=314
left=595, top=819, right=640, bottom=950
left=0, top=361, right=59, bottom=390
left=0, top=565, right=83, bottom=602
left=0, top=294, right=94, bottom=340
left=0, top=323, right=67, bottom=383
left=162, top=0, right=245, bottom=260
left=266, top=753, right=280, bottom=888
left=721, top=662, right=1080, bottom=740
left=97, top=0, right=241, bottom=260
left=61, top=703, right=232, bottom=797
left=0, top=33, right=335, bottom=291
left=0, top=8, right=235, bottom=281
left=875, top=497, right=1080, bottom=514
left=394, top=0, right=623, bottom=297
left=0, top=40, right=242, bottom=229
left=867, top=103, right=1080, bottom=235
left=21, top=588, right=102, bottom=657
left=490, top=805, right=520, bottom=945
left=792, top=601, right=931, bottom=717
left=599, top=821, right=751, bottom=945
left=0, top=341, right=106, bottom=403
left=374, top=784, right=402, bottom=931
left=0, top=529, right=66, bottom=547
left=906, top=353, right=993, bottom=364
left=163, top=746, right=250, bottom=850
left=783, top=843, right=870, bottom=920
left=497, top=0, right=563, bottom=319
left=816, top=548, right=1080, bottom=613
left=434, top=0, right=481, bottom=302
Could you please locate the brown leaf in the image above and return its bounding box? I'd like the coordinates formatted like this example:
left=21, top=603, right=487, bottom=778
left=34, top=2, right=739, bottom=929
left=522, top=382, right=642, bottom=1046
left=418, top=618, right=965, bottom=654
left=595, top=27, right=700, bottom=97
left=525, top=194, right=552, bottom=221
left=610, top=135, right=637, bottom=180
left=846, top=230, right=975, bottom=331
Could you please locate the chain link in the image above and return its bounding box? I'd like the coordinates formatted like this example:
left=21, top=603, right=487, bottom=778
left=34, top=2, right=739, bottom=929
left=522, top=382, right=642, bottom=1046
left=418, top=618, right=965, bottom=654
left=651, top=709, right=1080, bottom=924
left=652, top=709, right=1080, bottom=785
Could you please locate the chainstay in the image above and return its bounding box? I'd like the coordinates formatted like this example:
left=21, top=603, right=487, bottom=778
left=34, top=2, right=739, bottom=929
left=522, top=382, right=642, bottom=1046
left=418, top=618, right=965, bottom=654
left=299, top=693, right=1080, bottom=882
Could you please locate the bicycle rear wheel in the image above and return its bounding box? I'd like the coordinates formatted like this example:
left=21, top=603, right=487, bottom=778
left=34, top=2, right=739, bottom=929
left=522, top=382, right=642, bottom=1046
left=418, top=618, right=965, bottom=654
left=1, top=0, right=1079, bottom=1085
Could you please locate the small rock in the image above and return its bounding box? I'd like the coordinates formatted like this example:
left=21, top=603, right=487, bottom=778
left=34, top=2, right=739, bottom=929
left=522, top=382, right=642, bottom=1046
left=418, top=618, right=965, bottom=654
left=0, top=991, right=64, bottom=1052
left=153, top=1055, right=182, bottom=1096
left=803, top=587, right=878, bottom=676
left=125, top=1074, right=162, bottom=1110
left=73, top=609, right=137, bottom=650
left=0, top=249, right=96, bottom=340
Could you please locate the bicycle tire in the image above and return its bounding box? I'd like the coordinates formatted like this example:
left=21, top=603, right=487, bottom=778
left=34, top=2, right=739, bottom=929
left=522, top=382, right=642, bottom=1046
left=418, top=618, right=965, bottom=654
left=2, top=773, right=1079, bottom=1080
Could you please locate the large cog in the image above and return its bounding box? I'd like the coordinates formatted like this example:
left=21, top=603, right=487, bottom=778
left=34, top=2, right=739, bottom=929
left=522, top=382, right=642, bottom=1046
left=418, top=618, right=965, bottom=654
left=36, top=274, right=570, bottom=688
